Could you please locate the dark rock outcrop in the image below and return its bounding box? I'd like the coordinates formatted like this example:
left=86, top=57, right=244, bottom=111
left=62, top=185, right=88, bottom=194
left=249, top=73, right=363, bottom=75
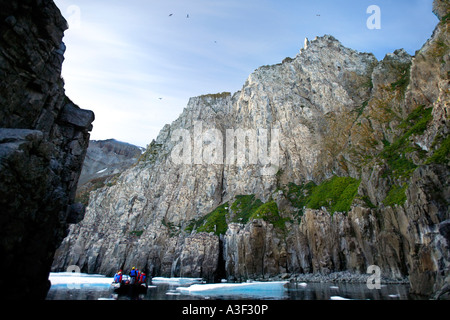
left=0, top=0, right=94, bottom=299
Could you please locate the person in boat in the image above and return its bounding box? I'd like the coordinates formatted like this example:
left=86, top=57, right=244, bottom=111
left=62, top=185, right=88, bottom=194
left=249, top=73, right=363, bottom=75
left=113, top=270, right=123, bottom=283
left=138, top=272, right=146, bottom=285
left=130, top=267, right=137, bottom=284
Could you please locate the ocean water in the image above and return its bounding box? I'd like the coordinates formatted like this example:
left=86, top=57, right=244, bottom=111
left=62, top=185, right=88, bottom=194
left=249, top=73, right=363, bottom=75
left=45, top=273, right=422, bottom=301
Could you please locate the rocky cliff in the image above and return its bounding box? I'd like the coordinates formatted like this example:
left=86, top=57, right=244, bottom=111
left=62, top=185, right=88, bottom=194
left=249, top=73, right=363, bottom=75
left=77, top=139, right=144, bottom=187
left=53, top=0, right=449, bottom=298
left=0, top=0, right=94, bottom=299
left=75, top=139, right=143, bottom=207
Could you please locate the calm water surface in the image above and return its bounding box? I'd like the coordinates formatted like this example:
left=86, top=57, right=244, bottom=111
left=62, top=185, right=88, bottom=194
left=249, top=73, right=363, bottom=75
left=46, top=273, right=421, bottom=301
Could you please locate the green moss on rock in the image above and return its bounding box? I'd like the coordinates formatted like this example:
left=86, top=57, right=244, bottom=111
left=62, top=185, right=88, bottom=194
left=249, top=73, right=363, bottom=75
left=198, top=92, right=231, bottom=100
left=426, top=135, right=450, bottom=164
left=249, top=201, right=288, bottom=230
left=230, top=194, right=263, bottom=224
left=383, top=184, right=408, bottom=207
left=380, top=105, right=433, bottom=179
left=284, top=181, right=316, bottom=216
left=306, top=176, right=361, bottom=214
left=186, top=202, right=229, bottom=236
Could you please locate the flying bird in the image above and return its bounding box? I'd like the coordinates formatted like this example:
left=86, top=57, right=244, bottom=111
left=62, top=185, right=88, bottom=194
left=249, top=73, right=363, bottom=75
left=169, top=13, right=173, bottom=16
left=186, top=14, right=190, bottom=18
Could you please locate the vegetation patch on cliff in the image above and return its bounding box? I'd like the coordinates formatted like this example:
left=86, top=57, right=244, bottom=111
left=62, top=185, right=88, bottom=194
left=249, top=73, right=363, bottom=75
left=283, top=181, right=316, bottom=218
left=249, top=201, right=288, bottom=230
left=198, top=92, right=231, bottom=100
left=186, top=195, right=288, bottom=235
left=229, top=194, right=264, bottom=224
left=380, top=105, right=432, bottom=178
left=390, top=62, right=412, bottom=99
left=185, top=202, right=229, bottom=236
left=376, top=105, right=435, bottom=207
left=305, top=176, right=361, bottom=214
left=383, top=184, right=408, bottom=207
left=426, top=134, right=450, bottom=164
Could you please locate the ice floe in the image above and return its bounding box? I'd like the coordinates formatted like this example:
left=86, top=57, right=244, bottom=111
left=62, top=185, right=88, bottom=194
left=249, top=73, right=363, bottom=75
left=49, top=272, right=113, bottom=288
left=330, top=296, right=352, bottom=300
left=152, top=277, right=204, bottom=285
left=176, top=281, right=288, bottom=299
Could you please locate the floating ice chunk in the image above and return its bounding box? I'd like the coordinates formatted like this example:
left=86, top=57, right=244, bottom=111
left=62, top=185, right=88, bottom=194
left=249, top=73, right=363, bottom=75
left=152, top=277, right=203, bottom=285
left=330, top=296, right=352, bottom=300
left=330, top=286, right=339, bottom=290
left=298, top=282, right=307, bottom=287
left=176, top=281, right=288, bottom=299
left=49, top=272, right=113, bottom=288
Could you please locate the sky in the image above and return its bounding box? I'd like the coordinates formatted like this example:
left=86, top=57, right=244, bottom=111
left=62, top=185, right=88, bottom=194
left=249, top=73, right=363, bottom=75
left=54, top=0, right=438, bottom=148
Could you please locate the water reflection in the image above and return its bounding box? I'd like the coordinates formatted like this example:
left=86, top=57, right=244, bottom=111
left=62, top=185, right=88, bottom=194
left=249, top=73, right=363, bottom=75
left=286, top=282, right=417, bottom=300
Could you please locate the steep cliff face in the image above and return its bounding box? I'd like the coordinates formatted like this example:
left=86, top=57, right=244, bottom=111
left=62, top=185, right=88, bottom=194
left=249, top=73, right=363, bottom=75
left=75, top=139, right=144, bottom=208
left=53, top=0, right=448, bottom=298
left=0, top=0, right=94, bottom=299
left=52, top=35, right=377, bottom=278
left=77, top=139, right=144, bottom=187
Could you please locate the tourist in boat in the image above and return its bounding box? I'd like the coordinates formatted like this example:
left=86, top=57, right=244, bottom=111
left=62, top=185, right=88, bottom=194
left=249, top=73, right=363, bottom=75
left=138, top=272, right=146, bottom=285
left=113, top=270, right=123, bottom=283
left=130, top=267, right=137, bottom=284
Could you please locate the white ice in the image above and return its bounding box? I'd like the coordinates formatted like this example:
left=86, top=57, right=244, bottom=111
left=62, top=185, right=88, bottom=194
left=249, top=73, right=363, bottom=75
left=151, top=277, right=204, bottom=285
left=330, top=296, right=352, bottom=300
left=49, top=272, right=113, bottom=288
left=176, top=281, right=288, bottom=299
